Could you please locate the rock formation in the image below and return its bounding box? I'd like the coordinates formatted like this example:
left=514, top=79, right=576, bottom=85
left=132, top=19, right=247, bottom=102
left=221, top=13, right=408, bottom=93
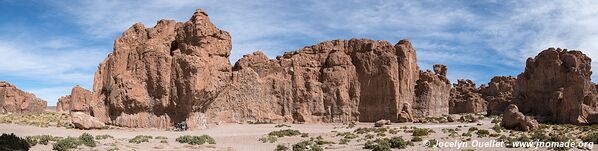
left=501, top=104, right=539, bottom=131
left=56, top=86, right=93, bottom=114
left=514, top=48, right=598, bottom=124
left=90, top=9, right=421, bottom=129
left=0, top=81, right=47, bottom=113
left=70, top=112, right=105, bottom=129
left=413, top=64, right=451, bottom=117
left=480, top=76, right=515, bottom=115
left=449, top=79, right=486, bottom=114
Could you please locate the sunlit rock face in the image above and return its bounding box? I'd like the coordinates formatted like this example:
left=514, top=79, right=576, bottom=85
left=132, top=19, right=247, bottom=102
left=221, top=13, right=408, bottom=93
left=92, top=9, right=423, bottom=129
left=0, top=81, right=47, bottom=113
left=514, top=48, right=598, bottom=124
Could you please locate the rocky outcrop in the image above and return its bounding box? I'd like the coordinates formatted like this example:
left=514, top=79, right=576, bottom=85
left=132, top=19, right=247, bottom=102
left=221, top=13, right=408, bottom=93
left=0, top=81, right=47, bottom=113
left=90, top=9, right=421, bottom=129
left=413, top=65, right=451, bottom=117
left=480, top=76, right=515, bottom=115
left=71, top=112, right=105, bottom=129
left=514, top=48, right=598, bottom=124
left=449, top=80, right=486, bottom=114
left=501, top=104, right=538, bottom=131
left=56, top=86, right=93, bottom=114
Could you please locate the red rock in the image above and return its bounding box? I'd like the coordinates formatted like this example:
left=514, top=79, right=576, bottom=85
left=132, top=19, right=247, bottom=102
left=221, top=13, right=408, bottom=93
left=501, top=104, right=538, bottom=131
left=0, top=81, right=47, bottom=113
left=413, top=64, right=451, bottom=117
left=56, top=85, right=93, bottom=114
left=71, top=112, right=105, bottom=129
left=513, top=48, right=598, bottom=124
left=480, top=76, right=515, bottom=115
left=449, top=79, right=486, bottom=114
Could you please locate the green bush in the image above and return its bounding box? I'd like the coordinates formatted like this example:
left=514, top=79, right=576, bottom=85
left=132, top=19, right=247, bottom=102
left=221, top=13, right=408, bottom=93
left=336, top=132, right=358, bottom=139
left=160, top=140, right=168, bottom=143
left=95, top=134, right=114, bottom=140
left=339, top=138, right=350, bottom=144
left=476, top=130, right=490, bottom=137
left=462, top=132, right=472, bottom=137
left=26, top=135, right=59, bottom=146
left=259, top=135, right=277, bottom=143
left=129, top=135, right=152, bottom=144
left=52, top=137, right=81, bottom=151
left=412, top=128, right=430, bottom=136
left=293, top=140, right=323, bottom=151
left=269, top=129, right=302, bottom=137
left=582, top=132, right=598, bottom=143
left=176, top=135, right=216, bottom=145
left=276, top=144, right=289, bottom=151
left=275, top=124, right=291, bottom=128
left=79, top=133, right=95, bottom=147
left=0, top=133, right=30, bottom=151
left=411, top=136, right=423, bottom=142
left=363, top=137, right=412, bottom=150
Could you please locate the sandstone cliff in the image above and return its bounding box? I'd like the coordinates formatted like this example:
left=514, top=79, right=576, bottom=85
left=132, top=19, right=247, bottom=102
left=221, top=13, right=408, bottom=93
left=449, top=79, right=486, bottom=114
left=91, top=9, right=421, bottom=129
left=413, top=65, right=451, bottom=117
left=481, top=76, right=515, bottom=115
left=56, top=86, right=93, bottom=114
left=514, top=48, right=598, bottom=124
left=0, top=81, right=47, bottom=113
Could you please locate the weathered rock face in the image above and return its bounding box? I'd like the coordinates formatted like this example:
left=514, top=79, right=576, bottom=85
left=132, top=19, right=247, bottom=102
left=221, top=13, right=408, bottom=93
left=413, top=64, right=451, bottom=117
left=480, top=76, right=515, bottom=115
left=449, top=79, right=486, bottom=114
left=501, top=104, right=539, bottom=131
left=56, top=86, right=93, bottom=114
left=0, top=81, right=47, bottom=113
left=211, top=39, right=419, bottom=124
left=91, top=9, right=421, bottom=129
left=92, top=9, right=232, bottom=128
left=71, top=112, right=105, bottom=129
left=514, top=48, right=598, bottom=124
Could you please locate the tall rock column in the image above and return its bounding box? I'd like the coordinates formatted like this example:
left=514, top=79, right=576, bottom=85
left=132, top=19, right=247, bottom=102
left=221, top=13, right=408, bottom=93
left=56, top=86, right=93, bottom=114
left=413, top=65, right=451, bottom=117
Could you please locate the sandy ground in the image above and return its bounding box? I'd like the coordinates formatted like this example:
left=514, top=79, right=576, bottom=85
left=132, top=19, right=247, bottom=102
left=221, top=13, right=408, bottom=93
left=4, top=117, right=587, bottom=151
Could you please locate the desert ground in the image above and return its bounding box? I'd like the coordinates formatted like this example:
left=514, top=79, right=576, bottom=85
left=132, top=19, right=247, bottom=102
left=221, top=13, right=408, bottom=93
left=1, top=110, right=596, bottom=151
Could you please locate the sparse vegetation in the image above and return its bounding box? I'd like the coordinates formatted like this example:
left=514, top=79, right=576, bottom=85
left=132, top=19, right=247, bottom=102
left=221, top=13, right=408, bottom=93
left=582, top=132, right=598, bottom=143
left=0, top=133, right=30, bottom=151
left=276, top=144, right=289, bottom=151
left=52, top=137, right=81, bottom=151
left=79, top=133, right=96, bottom=147
left=259, top=135, right=278, bottom=143
left=412, top=128, right=431, bottom=136
left=129, top=135, right=152, bottom=144
left=26, top=135, right=60, bottom=146
left=275, top=124, right=291, bottom=128
left=95, top=134, right=114, bottom=140
left=411, top=136, right=423, bottom=142
left=269, top=129, right=302, bottom=137
left=0, top=112, right=71, bottom=128
left=363, top=136, right=413, bottom=150
left=176, top=135, right=216, bottom=145
left=293, top=140, right=323, bottom=151
left=475, top=130, right=490, bottom=137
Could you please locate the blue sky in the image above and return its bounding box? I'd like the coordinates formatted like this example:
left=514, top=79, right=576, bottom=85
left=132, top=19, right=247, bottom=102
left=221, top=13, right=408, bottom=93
left=1, top=0, right=597, bottom=105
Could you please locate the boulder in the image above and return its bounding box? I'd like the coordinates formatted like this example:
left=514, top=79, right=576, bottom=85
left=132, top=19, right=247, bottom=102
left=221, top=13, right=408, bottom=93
left=56, top=86, right=93, bottom=114
left=0, top=81, right=47, bottom=113
left=374, top=119, right=391, bottom=127
left=480, top=76, right=515, bottom=115
left=90, top=9, right=421, bottom=129
left=501, top=104, right=538, bottom=131
left=413, top=65, right=451, bottom=117
left=70, top=112, right=105, bottom=129
left=449, top=80, right=486, bottom=114
left=513, top=48, right=598, bottom=124
left=397, top=103, right=413, bottom=122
